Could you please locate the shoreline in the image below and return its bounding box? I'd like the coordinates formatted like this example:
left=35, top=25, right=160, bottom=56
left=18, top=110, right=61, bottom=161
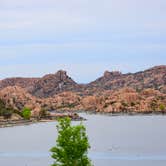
left=0, top=111, right=166, bottom=128
left=0, top=112, right=84, bottom=128
left=53, top=109, right=166, bottom=116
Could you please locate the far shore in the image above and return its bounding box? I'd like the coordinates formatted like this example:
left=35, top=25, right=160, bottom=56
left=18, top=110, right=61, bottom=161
left=53, top=109, right=166, bottom=116
left=0, top=110, right=166, bottom=128
left=0, top=112, right=84, bottom=128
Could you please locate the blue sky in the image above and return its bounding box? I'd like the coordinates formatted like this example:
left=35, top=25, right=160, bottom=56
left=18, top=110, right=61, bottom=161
left=0, top=0, right=165, bottom=83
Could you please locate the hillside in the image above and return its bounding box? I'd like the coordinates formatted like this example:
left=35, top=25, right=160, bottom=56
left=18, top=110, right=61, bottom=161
left=0, top=65, right=165, bottom=98
left=87, top=65, right=166, bottom=92
left=29, top=70, right=82, bottom=98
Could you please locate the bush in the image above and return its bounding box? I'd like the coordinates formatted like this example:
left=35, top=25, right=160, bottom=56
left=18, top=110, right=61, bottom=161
left=22, top=107, right=31, bottom=120
left=159, top=104, right=165, bottom=111
left=50, top=118, right=92, bottom=166
left=2, top=109, right=13, bottom=119
left=0, top=99, right=14, bottom=119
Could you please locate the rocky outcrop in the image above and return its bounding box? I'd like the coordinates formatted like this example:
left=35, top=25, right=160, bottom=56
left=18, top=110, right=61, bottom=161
left=0, top=66, right=166, bottom=115
left=0, top=66, right=165, bottom=98
left=41, top=87, right=166, bottom=113
left=93, top=88, right=166, bottom=113
left=43, top=92, right=82, bottom=111
left=30, top=70, right=81, bottom=98
left=87, top=65, right=166, bottom=93
left=0, top=78, right=39, bottom=90
left=0, top=86, right=166, bottom=116
left=0, top=86, right=42, bottom=116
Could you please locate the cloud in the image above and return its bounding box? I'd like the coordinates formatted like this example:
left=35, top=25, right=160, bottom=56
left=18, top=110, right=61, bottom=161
left=0, top=0, right=165, bottom=82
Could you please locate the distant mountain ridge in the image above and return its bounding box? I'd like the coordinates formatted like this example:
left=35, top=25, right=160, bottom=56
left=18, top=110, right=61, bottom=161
left=87, top=65, right=166, bottom=91
left=0, top=65, right=166, bottom=98
left=0, top=77, right=39, bottom=91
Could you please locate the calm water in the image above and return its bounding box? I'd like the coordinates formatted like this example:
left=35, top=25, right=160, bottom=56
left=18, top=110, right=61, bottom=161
left=0, top=113, right=166, bottom=166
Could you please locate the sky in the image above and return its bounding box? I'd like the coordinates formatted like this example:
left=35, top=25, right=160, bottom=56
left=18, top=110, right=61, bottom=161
left=0, top=0, right=165, bottom=83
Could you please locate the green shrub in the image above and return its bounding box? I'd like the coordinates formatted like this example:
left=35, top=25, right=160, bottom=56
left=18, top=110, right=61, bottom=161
left=22, top=107, right=31, bottom=120
left=159, top=104, right=165, bottom=111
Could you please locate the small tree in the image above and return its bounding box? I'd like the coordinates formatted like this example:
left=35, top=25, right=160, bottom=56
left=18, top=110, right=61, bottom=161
left=22, top=107, right=31, bottom=120
left=50, top=118, right=92, bottom=166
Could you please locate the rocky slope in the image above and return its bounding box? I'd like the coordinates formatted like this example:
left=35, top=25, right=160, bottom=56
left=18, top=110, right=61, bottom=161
left=0, top=86, right=42, bottom=116
left=87, top=65, right=166, bottom=93
left=0, top=65, right=165, bottom=98
left=0, top=65, right=166, bottom=115
left=0, top=87, right=166, bottom=115
left=42, top=88, right=166, bottom=113
left=29, top=70, right=82, bottom=98
left=0, top=78, right=39, bottom=91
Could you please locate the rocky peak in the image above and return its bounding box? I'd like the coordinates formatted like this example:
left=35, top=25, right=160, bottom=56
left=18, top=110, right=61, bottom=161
left=87, top=65, right=166, bottom=93
left=149, top=65, right=166, bottom=70
left=56, top=70, right=68, bottom=80
left=103, top=71, right=122, bottom=78
left=30, top=70, right=80, bottom=98
left=41, top=70, right=75, bottom=87
left=145, top=65, right=166, bottom=74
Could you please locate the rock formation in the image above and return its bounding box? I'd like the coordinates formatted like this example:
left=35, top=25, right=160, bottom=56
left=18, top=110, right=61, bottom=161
left=87, top=65, right=166, bottom=92
left=0, top=86, right=42, bottom=116
left=0, top=66, right=166, bottom=115
left=29, top=70, right=81, bottom=98
left=0, top=66, right=165, bottom=98
left=0, top=78, right=39, bottom=90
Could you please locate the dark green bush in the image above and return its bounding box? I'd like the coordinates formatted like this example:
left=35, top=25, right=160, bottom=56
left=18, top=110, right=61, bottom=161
left=0, top=99, right=14, bottom=119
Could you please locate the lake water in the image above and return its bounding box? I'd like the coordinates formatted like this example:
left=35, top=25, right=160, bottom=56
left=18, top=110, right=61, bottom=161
left=0, top=113, right=166, bottom=166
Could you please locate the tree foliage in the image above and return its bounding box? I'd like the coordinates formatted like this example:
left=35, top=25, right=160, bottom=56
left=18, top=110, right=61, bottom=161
left=50, top=118, right=92, bottom=166
left=22, top=107, right=31, bottom=120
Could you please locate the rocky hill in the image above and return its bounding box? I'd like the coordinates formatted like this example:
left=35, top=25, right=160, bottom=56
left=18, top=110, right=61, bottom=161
left=87, top=65, right=166, bottom=93
left=0, top=86, right=42, bottom=116
left=0, top=77, right=39, bottom=91
left=0, top=65, right=166, bottom=119
left=29, top=70, right=82, bottom=98
left=0, top=65, right=166, bottom=98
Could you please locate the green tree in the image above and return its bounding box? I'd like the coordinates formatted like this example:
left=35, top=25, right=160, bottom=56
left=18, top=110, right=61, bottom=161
left=22, top=107, right=31, bottom=120
left=50, top=118, right=92, bottom=166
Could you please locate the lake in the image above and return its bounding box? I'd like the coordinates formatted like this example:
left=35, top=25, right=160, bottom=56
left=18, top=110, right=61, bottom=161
left=0, top=113, right=166, bottom=166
